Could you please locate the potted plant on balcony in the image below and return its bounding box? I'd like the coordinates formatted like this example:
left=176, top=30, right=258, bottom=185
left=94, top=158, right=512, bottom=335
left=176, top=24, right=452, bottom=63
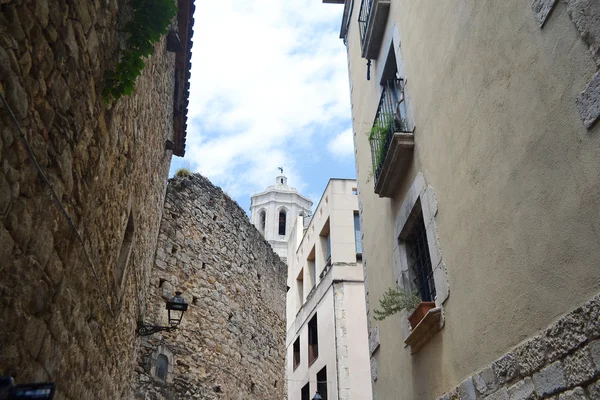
left=373, top=288, right=435, bottom=329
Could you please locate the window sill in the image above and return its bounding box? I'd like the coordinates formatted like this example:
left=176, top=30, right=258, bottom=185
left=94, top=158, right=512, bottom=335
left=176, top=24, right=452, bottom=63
left=404, top=307, right=443, bottom=354
left=308, top=355, right=319, bottom=367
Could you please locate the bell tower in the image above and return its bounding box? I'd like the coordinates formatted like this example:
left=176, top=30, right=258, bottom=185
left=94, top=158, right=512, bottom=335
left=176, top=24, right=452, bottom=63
left=250, top=171, right=312, bottom=261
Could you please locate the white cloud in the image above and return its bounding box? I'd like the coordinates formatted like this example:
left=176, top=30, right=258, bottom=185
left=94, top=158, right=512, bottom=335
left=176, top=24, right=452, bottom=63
left=327, top=128, right=354, bottom=158
left=183, top=0, right=351, bottom=198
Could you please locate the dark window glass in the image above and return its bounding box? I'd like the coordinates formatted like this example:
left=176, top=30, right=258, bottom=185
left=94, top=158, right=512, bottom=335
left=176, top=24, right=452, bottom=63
left=279, top=211, right=286, bottom=235
left=317, top=366, right=327, bottom=400
left=293, top=338, right=301, bottom=370
left=155, top=354, right=168, bottom=382
left=301, top=383, right=310, bottom=400
left=405, top=210, right=435, bottom=302
left=308, top=314, right=318, bottom=364
left=354, top=212, right=362, bottom=255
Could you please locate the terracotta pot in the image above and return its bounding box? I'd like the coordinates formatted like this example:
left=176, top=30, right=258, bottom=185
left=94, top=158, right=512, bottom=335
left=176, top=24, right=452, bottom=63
left=408, top=302, right=436, bottom=329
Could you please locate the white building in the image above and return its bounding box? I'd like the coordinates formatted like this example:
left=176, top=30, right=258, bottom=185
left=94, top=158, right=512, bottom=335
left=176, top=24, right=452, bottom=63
left=286, top=179, right=372, bottom=400
left=250, top=174, right=312, bottom=261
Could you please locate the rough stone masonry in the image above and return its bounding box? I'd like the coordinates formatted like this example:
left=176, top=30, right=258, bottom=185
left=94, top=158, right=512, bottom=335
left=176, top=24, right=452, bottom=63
left=133, top=174, right=287, bottom=400
left=0, top=0, right=193, bottom=398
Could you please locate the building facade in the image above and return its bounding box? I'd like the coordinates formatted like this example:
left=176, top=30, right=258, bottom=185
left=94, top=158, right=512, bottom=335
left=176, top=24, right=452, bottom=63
left=250, top=174, right=312, bottom=261
left=325, top=0, right=600, bottom=399
left=134, top=174, right=287, bottom=399
left=286, top=179, right=372, bottom=400
left=0, top=0, right=193, bottom=398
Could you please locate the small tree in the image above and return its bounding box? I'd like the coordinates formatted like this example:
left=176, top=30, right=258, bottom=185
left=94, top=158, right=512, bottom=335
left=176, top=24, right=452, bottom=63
left=373, top=288, right=422, bottom=321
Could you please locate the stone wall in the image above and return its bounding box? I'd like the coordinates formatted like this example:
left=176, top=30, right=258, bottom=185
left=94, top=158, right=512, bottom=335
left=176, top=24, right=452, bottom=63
left=0, top=0, right=182, bottom=398
left=438, top=292, right=600, bottom=400
left=134, top=174, right=287, bottom=400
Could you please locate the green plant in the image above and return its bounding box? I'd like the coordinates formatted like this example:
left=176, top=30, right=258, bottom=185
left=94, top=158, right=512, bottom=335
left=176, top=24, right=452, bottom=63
left=373, top=288, right=422, bottom=321
left=174, top=168, right=190, bottom=178
left=103, top=0, right=178, bottom=101
left=368, top=116, right=393, bottom=171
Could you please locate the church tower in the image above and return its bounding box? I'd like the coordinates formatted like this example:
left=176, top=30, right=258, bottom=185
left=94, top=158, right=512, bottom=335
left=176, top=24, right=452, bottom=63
left=250, top=173, right=312, bottom=261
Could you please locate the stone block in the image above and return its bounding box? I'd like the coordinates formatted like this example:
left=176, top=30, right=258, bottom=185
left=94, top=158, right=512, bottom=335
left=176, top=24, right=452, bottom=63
left=484, top=388, right=509, bottom=400
left=557, top=387, right=586, bottom=400
left=532, top=0, right=558, bottom=27
left=0, top=223, right=14, bottom=266
left=532, top=361, right=567, bottom=397
left=474, top=366, right=499, bottom=396
left=588, top=340, right=600, bottom=373
left=493, top=353, right=519, bottom=385
left=458, top=377, right=476, bottom=400
left=563, top=347, right=596, bottom=386
left=587, top=378, right=600, bottom=399
left=577, top=71, right=600, bottom=129
left=508, top=378, right=536, bottom=400
left=439, top=388, right=459, bottom=400
left=564, top=0, right=600, bottom=66
left=545, top=311, right=587, bottom=363
left=584, top=295, right=600, bottom=339
left=516, top=335, right=547, bottom=376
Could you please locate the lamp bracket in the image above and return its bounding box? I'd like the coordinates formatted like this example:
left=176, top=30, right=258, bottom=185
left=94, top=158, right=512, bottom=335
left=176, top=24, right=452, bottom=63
left=136, top=324, right=178, bottom=336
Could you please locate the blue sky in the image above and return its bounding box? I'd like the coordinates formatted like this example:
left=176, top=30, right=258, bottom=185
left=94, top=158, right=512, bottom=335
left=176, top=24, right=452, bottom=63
left=169, top=0, right=355, bottom=213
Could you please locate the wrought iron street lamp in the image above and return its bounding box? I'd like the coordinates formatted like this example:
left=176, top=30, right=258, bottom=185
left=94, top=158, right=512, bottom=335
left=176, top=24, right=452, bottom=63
left=312, top=392, right=323, bottom=400
left=137, top=291, right=189, bottom=336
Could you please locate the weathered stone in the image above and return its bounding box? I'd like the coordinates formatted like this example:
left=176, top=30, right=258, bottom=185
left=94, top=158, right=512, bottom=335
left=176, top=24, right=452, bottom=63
left=557, top=387, right=586, bottom=400
left=474, top=366, right=499, bottom=396
left=532, top=0, right=558, bottom=27
left=588, top=340, right=600, bottom=373
left=0, top=223, right=14, bottom=266
left=564, top=0, right=600, bottom=66
left=0, top=173, right=11, bottom=217
left=545, top=311, right=587, bottom=363
left=48, top=73, right=71, bottom=113
left=577, top=71, right=600, bottom=129
left=563, top=347, right=596, bottom=386
left=516, top=335, right=547, bottom=376
left=584, top=295, right=600, bottom=339
left=493, top=353, right=519, bottom=385
left=507, top=377, right=535, bottom=400
left=23, top=318, right=48, bottom=359
left=587, top=378, right=600, bottom=399
left=439, top=388, right=460, bottom=400
left=532, top=361, right=567, bottom=397
left=6, top=78, right=28, bottom=119
left=458, top=377, right=476, bottom=400
left=484, top=388, right=509, bottom=400
left=34, top=0, right=49, bottom=29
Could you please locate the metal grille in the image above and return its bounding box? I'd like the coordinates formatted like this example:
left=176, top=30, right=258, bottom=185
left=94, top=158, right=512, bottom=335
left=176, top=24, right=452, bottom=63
left=406, top=213, right=436, bottom=302
left=358, top=0, right=372, bottom=48
left=369, top=78, right=409, bottom=183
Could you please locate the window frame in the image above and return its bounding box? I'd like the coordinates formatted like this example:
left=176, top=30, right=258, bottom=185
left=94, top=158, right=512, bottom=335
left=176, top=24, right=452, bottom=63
left=307, top=314, right=319, bottom=365
left=392, top=173, right=449, bottom=341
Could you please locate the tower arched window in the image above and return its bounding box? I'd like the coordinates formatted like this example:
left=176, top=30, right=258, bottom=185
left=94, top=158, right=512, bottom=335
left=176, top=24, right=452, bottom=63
left=155, top=354, right=168, bottom=382
left=279, top=210, right=287, bottom=236
left=259, top=210, right=266, bottom=235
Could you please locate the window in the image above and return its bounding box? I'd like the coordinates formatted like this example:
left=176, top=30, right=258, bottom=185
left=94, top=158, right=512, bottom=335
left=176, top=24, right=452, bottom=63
left=354, top=212, right=362, bottom=256
left=279, top=210, right=286, bottom=236
left=293, top=337, right=301, bottom=370
left=308, top=314, right=318, bottom=365
left=307, top=246, right=316, bottom=289
left=352, top=187, right=358, bottom=195
left=317, top=366, right=327, bottom=400
left=155, top=354, right=168, bottom=382
left=325, top=234, right=331, bottom=266
left=301, top=383, right=310, bottom=400
left=402, top=200, right=435, bottom=302
left=116, top=212, right=135, bottom=287
left=296, top=269, right=304, bottom=310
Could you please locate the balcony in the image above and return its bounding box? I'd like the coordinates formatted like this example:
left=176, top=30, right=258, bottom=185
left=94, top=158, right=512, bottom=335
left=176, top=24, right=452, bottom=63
left=358, top=0, right=391, bottom=59
left=369, top=79, right=414, bottom=198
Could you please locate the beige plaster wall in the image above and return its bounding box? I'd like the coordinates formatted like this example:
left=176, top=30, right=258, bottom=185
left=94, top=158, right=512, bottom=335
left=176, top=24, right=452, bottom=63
left=341, top=0, right=600, bottom=398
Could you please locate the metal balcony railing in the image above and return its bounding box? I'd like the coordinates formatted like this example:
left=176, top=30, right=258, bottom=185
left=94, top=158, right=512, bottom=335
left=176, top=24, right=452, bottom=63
left=358, top=0, right=373, bottom=48
left=369, top=78, right=409, bottom=181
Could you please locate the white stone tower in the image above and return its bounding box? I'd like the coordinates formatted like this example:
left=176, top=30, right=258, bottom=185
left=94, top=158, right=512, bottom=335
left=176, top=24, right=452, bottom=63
left=250, top=173, right=312, bottom=261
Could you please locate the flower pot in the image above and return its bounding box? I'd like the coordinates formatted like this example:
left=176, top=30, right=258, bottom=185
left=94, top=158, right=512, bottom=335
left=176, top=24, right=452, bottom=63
left=408, top=302, right=436, bottom=329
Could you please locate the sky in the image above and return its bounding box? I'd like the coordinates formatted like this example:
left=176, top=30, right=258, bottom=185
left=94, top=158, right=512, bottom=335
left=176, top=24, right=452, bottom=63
left=169, top=0, right=356, bottom=213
